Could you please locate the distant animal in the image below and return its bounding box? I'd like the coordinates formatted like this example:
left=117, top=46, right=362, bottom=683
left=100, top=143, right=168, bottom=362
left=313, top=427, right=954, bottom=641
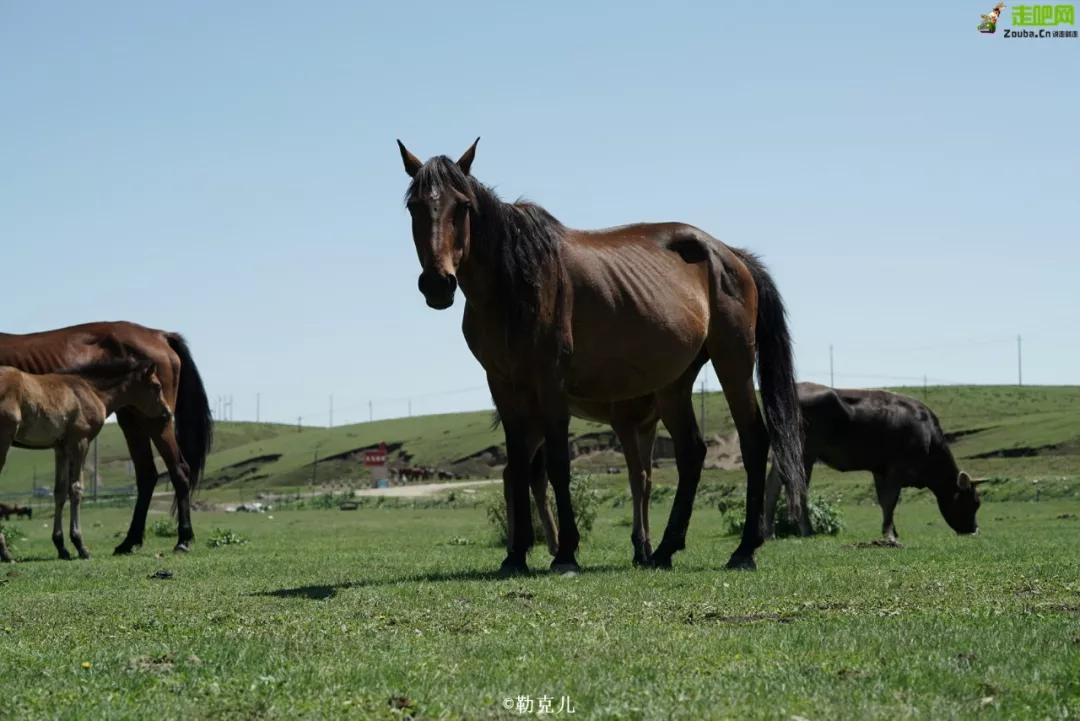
left=0, top=322, right=213, bottom=554
left=0, top=359, right=172, bottom=562
left=397, top=138, right=804, bottom=573
left=764, top=383, right=983, bottom=542
left=0, top=503, right=32, bottom=520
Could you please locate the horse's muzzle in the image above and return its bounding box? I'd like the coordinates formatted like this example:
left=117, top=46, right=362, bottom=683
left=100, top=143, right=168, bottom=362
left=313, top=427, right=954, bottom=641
left=418, top=271, right=457, bottom=310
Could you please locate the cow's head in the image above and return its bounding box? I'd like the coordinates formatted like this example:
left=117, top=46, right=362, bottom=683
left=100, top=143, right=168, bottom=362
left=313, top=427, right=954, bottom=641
left=939, top=471, right=982, bottom=534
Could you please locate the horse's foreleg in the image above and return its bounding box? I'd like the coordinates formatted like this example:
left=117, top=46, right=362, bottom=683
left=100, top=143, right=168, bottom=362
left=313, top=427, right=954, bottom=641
left=52, top=448, right=71, bottom=560
left=544, top=415, right=580, bottom=573
left=68, top=441, right=91, bottom=560
left=150, top=424, right=195, bottom=552
left=114, top=411, right=159, bottom=555
left=0, top=431, right=12, bottom=562
left=500, top=427, right=538, bottom=575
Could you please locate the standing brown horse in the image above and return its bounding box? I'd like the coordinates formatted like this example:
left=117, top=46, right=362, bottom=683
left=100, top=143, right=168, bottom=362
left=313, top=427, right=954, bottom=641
left=397, top=139, right=805, bottom=572
left=0, top=322, right=212, bottom=553
left=0, top=359, right=172, bottom=561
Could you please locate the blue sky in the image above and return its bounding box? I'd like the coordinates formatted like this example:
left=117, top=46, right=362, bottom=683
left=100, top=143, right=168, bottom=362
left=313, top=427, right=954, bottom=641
left=2, top=1, right=1078, bottom=426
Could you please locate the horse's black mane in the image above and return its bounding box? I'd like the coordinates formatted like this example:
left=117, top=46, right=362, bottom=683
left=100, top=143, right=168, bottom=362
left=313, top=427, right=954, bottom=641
left=406, top=156, right=565, bottom=346
left=57, top=356, right=145, bottom=383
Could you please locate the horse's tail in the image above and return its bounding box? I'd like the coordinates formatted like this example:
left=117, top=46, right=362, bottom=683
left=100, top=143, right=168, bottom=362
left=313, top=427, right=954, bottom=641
left=166, top=333, right=213, bottom=494
left=731, top=248, right=806, bottom=523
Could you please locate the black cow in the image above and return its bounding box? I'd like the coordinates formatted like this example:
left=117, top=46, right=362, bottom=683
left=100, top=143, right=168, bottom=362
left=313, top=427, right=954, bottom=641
left=765, top=383, right=982, bottom=541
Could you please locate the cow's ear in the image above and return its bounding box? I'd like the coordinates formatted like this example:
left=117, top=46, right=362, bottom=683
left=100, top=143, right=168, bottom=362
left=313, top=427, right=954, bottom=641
left=957, top=471, right=972, bottom=490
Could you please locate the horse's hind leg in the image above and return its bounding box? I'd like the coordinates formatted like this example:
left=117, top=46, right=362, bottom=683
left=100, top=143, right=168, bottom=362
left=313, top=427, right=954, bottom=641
left=52, top=448, right=71, bottom=560
left=151, top=424, right=195, bottom=552
left=0, top=430, right=11, bottom=562
left=67, top=441, right=91, bottom=560
left=715, top=371, right=770, bottom=571
left=650, top=380, right=707, bottom=569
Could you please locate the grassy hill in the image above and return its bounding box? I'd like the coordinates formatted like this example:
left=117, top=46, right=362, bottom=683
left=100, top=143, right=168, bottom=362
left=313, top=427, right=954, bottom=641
left=2, top=385, right=1078, bottom=500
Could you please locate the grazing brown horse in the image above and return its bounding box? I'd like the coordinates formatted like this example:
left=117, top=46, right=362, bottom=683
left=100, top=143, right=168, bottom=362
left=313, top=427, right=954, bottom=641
left=397, top=139, right=805, bottom=572
left=0, top=359, right=172, bottom=562
left=0, top=323, right=213, bottom=553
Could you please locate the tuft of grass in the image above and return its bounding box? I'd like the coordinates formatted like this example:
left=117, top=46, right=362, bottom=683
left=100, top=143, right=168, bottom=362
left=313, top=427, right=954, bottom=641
left=205, top=528, right=248, bottom=548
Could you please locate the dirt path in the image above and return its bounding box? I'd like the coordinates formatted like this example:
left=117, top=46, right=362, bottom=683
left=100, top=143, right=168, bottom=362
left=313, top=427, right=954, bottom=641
left=354, top=479, right=499, bottom=498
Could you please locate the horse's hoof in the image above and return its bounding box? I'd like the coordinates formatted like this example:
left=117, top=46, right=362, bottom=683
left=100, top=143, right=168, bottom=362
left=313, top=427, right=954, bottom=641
left=78, top=551, right=91, bottom=561
left=725, top=554, right=757, bottom=571
left=648, top=554, right=673, bottom=570
left=550, top=559, right=581, bottom=575
left=498, top=557, right=529, bottom=577
left=173, top=543, right=191, bottom=554
left=57, top=549, right=72, bottom=561
left=113, top=542, right=137, bottom=556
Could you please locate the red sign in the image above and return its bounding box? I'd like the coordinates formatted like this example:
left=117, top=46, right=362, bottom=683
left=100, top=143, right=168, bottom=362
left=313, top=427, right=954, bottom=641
left=363, top=442, right=388, bottom=467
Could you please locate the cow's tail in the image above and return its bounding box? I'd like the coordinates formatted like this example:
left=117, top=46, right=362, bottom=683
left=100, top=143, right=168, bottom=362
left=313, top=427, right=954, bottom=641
left=731, top=248, right=806, bottom=523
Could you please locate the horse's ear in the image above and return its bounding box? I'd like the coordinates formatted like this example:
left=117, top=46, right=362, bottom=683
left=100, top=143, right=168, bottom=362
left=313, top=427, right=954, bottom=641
left=957, top=471, right=972, bottom=490
left=397, top=139, right=423, bottom=178
left=457, top=137, right=480, bottom=175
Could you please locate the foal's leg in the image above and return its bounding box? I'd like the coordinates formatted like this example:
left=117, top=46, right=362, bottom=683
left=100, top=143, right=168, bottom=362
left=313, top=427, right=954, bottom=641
left=650, top=382, right=707, bottom=569
left=613, top=420, right=649, bottom=566
left=67, top=440, right=91, bottom=560
left=52, top=448, right=71, bottom=560
left=151, top=424, right=195, bottom=552
left=0, top=429, right=12, bottom=562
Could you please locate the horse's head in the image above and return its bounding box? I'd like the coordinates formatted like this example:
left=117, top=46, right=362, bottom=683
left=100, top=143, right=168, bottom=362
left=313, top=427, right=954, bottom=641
left=397, top=138, right=480, bottom=310
left=122, top=360, right=173, bottom=422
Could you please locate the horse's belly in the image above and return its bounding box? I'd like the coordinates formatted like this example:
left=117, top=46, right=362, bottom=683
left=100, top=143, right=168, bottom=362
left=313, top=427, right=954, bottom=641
left=14, top=417, right=59, bottom=449
left=565, top=321, right=705, bottom=401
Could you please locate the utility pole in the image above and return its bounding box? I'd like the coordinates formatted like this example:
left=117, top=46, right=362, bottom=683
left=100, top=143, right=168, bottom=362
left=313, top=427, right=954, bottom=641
left=1017, top=334, right=1023, bottom=386
left=297, top=416, right=302, bottom=433
left=829, top=345, right=835, bottom=387
left=923, top=374, right=927, bottom=401
left=408, top=399, right=412, bottom=417
left=256, top=393, right=260, bottom=423
left=369, top=400, right=373, bottom=423
left=311, top=449, right=319, bottom=487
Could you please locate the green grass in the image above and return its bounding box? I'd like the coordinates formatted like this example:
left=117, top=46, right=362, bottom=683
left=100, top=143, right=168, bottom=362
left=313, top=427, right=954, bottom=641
left=1, top=489, right=1078, bottom=720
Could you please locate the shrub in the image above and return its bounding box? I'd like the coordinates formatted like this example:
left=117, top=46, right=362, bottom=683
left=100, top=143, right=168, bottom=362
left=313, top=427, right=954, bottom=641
left=206, top=528, right=248, bottom=548
left=150, top=519, right=174, bottom=538
left=720, top=494, right=844, bottom=537
left=486, top=472, right=599, bottom=548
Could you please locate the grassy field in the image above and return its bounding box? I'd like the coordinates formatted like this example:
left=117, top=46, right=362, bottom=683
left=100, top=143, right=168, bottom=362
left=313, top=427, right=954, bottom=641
left=1, top=485, right=1078, bottom=720
left=2, top=385, right=1078, bottom=499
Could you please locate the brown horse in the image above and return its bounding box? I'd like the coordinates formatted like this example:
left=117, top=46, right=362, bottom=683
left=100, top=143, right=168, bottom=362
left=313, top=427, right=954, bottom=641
left=397, top=139, right=805, bottom=572
left=0, top=323, right=213, bottom=553
left=0, top=359, right=172, bottom=561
